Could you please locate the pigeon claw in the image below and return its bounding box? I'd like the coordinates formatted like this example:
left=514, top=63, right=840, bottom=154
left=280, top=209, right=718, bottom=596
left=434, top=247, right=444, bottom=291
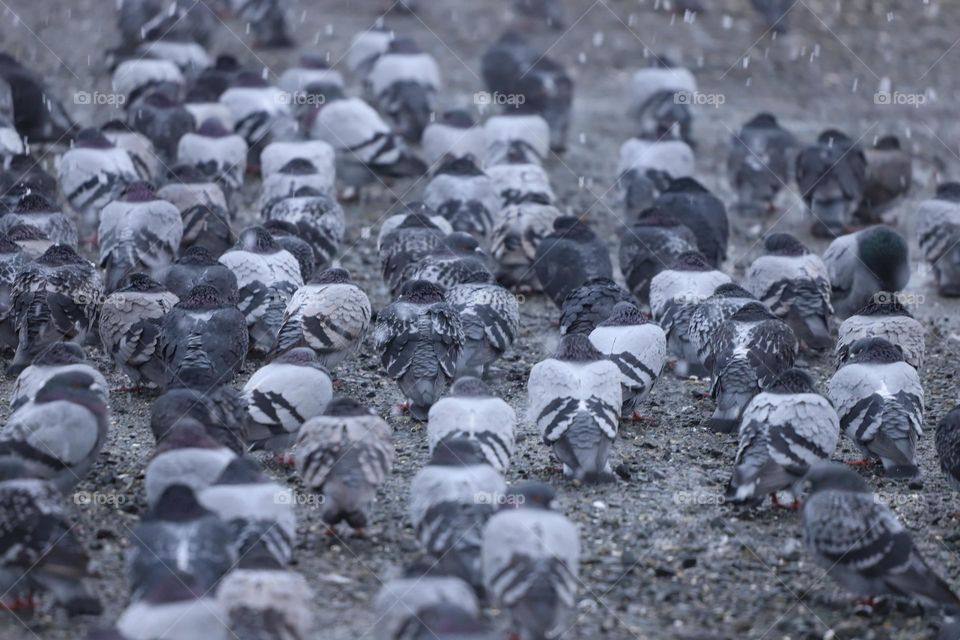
left=627, top=411, right=657, bottom=424
left=771, top=494, right=802, bottom=511
left=845, top=458, right=878, bottom=467
left=0, top=595, right=36, bottom=611
left=273, top=452, right=296, bottom=467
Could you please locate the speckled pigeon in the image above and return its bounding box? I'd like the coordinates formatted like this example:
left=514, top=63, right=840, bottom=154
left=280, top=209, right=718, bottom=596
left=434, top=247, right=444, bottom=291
left=445, top=271, right=519, bottom=378
left=262, top=219, right=316, bottom=282
left=407, top=233, right=493, bottom=291
left=835, top=299, right=924, bottom=371
left=727, top=113, right=797, bottom=216
left=796, top=130, right=867, bottom=238
left=164, top=246, right=239, bottom=302
left=558, top=276, right=635, bottom=336
left=490, top=197, right=563, bottom=291
left=150, top=373, right=248, bottom=453
left=263, top=186, right=345, bottom=271
left=423, top=156, right=500, bottom=242
left=0, top=193, right=78, bottom=247
left=378, top=207, right=449, bottom=297
left=687, top=283, right=757, bottom=372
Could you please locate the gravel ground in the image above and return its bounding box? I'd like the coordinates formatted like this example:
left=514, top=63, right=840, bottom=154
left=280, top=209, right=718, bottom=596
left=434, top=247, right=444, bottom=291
left=4, top=0, right=960, bottom=639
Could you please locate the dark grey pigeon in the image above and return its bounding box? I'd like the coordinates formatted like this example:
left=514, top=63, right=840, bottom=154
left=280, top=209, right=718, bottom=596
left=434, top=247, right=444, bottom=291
left=835, top=299, right=925, bottom=371
left=263, top=219, right=316, bottom=282
left=802, top=462, right=960, bottom=611
left=10, top=342, right=107, bottom=411
left=727, top=113, right=797, bottom=216
left=161, top=165, right=234, bottom=259
left=0, top=461, right=101, bottom=616
left=796, top=130, right=867, bottom=238
left=726, top=369, right=839, bottom=508
left=652, top=177, right=729, bottom=267
left=936, top=408, right=960, bottom=493
left=558, top=276, right=635, bottom=336
left=264, top=186, right=345, bottom=272
left=379, top=205, right=449, bottom=297
left=150, top=371, right=248, bottom=453
left=917, top=182, right=960, bottom=297
left=708, top=302, right=798, bottom=433
left=128, top=92, right=196, bottom=165
left=5, top=223, right=52, bottom=262
left=619, top=208, right=698, bottom=304
left=164, top=246, right=239, bottom=302
left=828, top=337, right=923, bottom=479
left=0, top=193, right=78, bottom=247
left=1, top=154, right=59, bottom=212
left=0, top=233, right=24, bottom=350
left=534, top=217, right=613, bottom=308
left=0, top=53, right=76, bottom=142
left=824, top=225, right=910, bottom=319
left=858, top=135, right=912, bottom=223
left=158, top=284, right=248, bottom=386
left=445, top=271, right=520, bottom=378
left=126, top=484, right=235, bottom=601
left=408, top=233, right=493, bottom=291
left=236, top=0, right=294, bottom=48
left=423, top=156, right=500, bottom=242
left=750, top=0, right=793, bottom=33
left=374, top=280, right=464, bottom=420
left=687, top=283, right=757, bottom=372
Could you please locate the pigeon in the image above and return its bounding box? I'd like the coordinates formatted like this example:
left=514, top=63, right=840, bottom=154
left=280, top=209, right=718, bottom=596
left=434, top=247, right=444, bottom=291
left=373, top=564, right=479, bottom=640
left=650, top=251, right=731, bottom=378
left=828, top=337, right=924, bottom=478
left=10, top=342, right=107, bottom=411
left=481, top=33, right=574, bottom=152
left=490, top=197, right=563, bottom=290
left=243, top=347, right=332, bottom=452
left=708, top=302, right=799, bottom=433
left=751, top=0, right=793, bottom=33
left=445, top=271, right=519, bottom=378
left=198, top=457, right=296, bottom=565
left=727, top=113, right=797, bottom=216
left=111, top=58, right=184, bottom=108
left=485, top=160, right=555, bottom=206
left=219, top=74, right=296, bottom=167
left=482, top=481, right=580, bottom=640
left=115, top=0, right=213, bottom=52
left=406, top=233, right=493, bottom=291
left=0, top=154, right=59, bottom=208
left=0, top=193, right=78, bottom=247
left=378, top=208, right=450, bottom=297
left=127, top=91, right=196, bottom=165
left=262, top=219, right=316, bottom=281
left=176, top=118, right=248, bottom=196
left=101, top=119, right=158, bottom=181
left=858, top=135, right=912, bottom=223
left=618, top=137, right=695, bottom=214
left=346, top=27, right=394, bottom=76
left=7, top=244, right=103, bottom=375
left=99, top=273, right=179, bottom=389
left=534, top=217, right=613, bottom=308
left=157, top=163, right=229, bottom=215
left=295, top=398, right=394, bottom=534
left=427, top=377, right=517, bottom=471
left=273, top=267, right=371, bottom=369
left=0, top=233, right=23, bottom=349
left=823, top=225, right=910, bottom=319
left=409, top=438, right=507, bottom=590
left=57, top=128, right=138, bottom=229
left=374, top=280, right=463, bottom=420
left=422, top=156, right=500, bottom=242
left=116, top=575, right=228, bottom=640
left=126, top=484, right=235, bottom=601
left=158, top=284, right=249, bottom=386
left=746, top=233, right=833, bottom=350
left=157, top=168, right=233, bottom=258
left=136, top=40, right=211, bottom=74
left=589, top=302, right=667, bottom=419
left=99, top=182, right=184, bottom=292
left=835, top=298, right=924, bottom=371
left=263, top=186, right=345, bottom=271
left=725, top=369, right=840, bottom=508
left=0, top=370, right=109, bottom=492
left=796, top=130, right=868, bottom=238
left=619, top=208, right=698, bottom=304
left=0, top=53, right=76, bottom=142
left=164, top=246, right=239, bottom=301
left=421, top=108, right=487, bottom=167
left=936, top=408, right=960, bottom=494
left=365, top=38, right=441, bottom=143
left=378, top=210, right=453, bottom=251
left=144, top=418, right=237, bottom=508
left=219, top=226, right=304, bottom=354
left=4, top=224, right=52, bottom=261
left=278, top=54, right=344, bottom=96
left=150, top=371, right=248, bottom=453
left=0, top=461, right=101, bottom=615
left=629, top=60, right=697, bottom=143
left=917, top=182, right=960, bottom=296
left=233, top=0, right=294, bottom=48
left=259, top=158, right=335, bottom=213
left=558, top=276, right=635, bottom=336
left=483, top=114, right=552, bottom=167
left=802, top=462, right=960, bottom=611
left=260, top=139, right=336, bottom=179
left=528, top=334, right=622, bottom=482
left=652, top=177, right=729, bottom=267
left=687, top=283, right=757, bottom=371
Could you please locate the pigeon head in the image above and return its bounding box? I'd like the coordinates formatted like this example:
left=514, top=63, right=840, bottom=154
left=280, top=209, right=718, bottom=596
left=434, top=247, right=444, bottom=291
left=856, top=226, right=908, bottom=290
left=817, top=129, right=854, bottom=146
left=730, top=302, right=775, bottom=323
left=449, top=376, right=491, bottom=397
left=439, top=109, right=474, bottom=128
left=310, top=267, right=352, bottom=285
left=874, top=135, right=901, bottom=150
left=7, top=224, right=49, bottom=242
left=747, top=112, right=779, bottom=128
left=35, top=370, right=105, bottom=412
left=553, top=333, right=604, bottom=362
left=149, top=484, right=210, bottom=522
left=275, top=347, right=326, bottom=369
left=597, top=302, right=647, bottom=327
left=196, top=118, right=232, bottom=137
left=854, top=297, right=911, bottom=317
left=31, top=341, right=87, bottom=366
left=504, top=481, right=556, bottom=511
left=429, top=438, right=487, bottom=466
left=178, top=284, right=227, bottom=310
left=166, top=164, right=209, bottom=184
left=552, top=216, right=596, bottom=240
left=803, top=462, right=870, bottom=495
left=664, top=176, right=708, bottom=194
left=118, top=272, right=165, bottom=293
left=323, top=397, right=372, bottom=417
left=74, top=127, right=114, bottom=149
left=15, top=193, right=55, bottom=213
left=121, top=181, right=159, bottom=202
left=435, top=155, right=483, bottom=177
left=151, top=418, right=221, bottom=456
left=278, top=158, right=318, bottom=175
left=177, top=245, right=217, bottom=265
left=936, top=182, right=960, bottom=203
left=36, top=243, right=86, bottom=267
left=712, top=283, right=754, bottom=299
left=214, top=456, right=268, bottom=485
left=845, top=336, right=904, bottom=365
left=763, top=232, right=808, bottom=256
left=671, top=251, right=711, bottom=271
left=399, top=279, right=445, bottom=304
left=0, top=233, right=19, bottom=255
left=766, top=368, right=816, bottom=394
left=236, top=226, right=280, bottom=254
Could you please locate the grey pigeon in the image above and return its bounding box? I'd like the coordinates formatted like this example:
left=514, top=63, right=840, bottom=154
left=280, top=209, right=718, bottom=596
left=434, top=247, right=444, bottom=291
left=0, top=233, right=24, bottom=350
left=0, top=155, right=59, bottom=212
left=726, top=369, right=839, bottom=508
left=727, top=113, right=797, bottom=216
left=99, top=273, right=179, bottom=389
left=823, top=225, right=910, bottom=319
left=150, top=371, right=248, bottom=453
left=164, top=246, right=239, bottom=301
left=116, top=575, right=228, bottom=640
left=618, top=141, right=688, bottom=215
left=374, top=563, right=479, bottom=640
left=828, top=337, right=923, bottom=478
left=528, top=334, right=621, bottom=482
left=57, top=128, right=137, bottom=230
left=378, top=206, right=449, bottom=297
left=708, top=302, right=798, bottom=433
left=409, top=439, right=506, bottom=591
left=5, top=223, right=52, bottom=261
left=0, top=370, right=109, bottom=492
left=234, top=0, right=294, bottom=48
left=263, top=219, right=316, bottom=281
left=835, top=299, right=924, bottom=371
left=10, top=342, right=107, bottom=411
left=366, top=38, right=440, bottom=143
left=0, top=461, right=101, bottom=615
left=159, top=165, right=233, bottom=258
left=652, top=177, right=729, bottom=267
left=273, top=267, right=371, bottom=369
left=650, top=251, right=731, bottom=378
left=858, top=135, right=912, bottom=223
left=422, top=156, right=500, bottom=243
left=127, top=91, right=196, bottom=165
left=427, top=377, right=517, bottom=472
left=746, top=233, right=833, bottom=351
left=8, top=244, right=102, bottom=376
left=198, top=457, right=297, bottom=566
left=263, top=186, right=345, bottom=271
left=144, top=418, right=237, bottom=508
left=219, top=74, right=295, bottom=168
left=421, top=109, right=486, bottom=168
left=629, top=59, right=697, bottom=144
left=802, top=462, right=960, bottom=610
left=0, top=53, right=76, bottom=142
left=619, top=207, right=698, bottom=304
left=243, top=347, right=332, bottom=452
left=936, top=408, right=960, bottom=493
left=0, top=193, right=78, bottom=247
left=589, top=302, right=667, bottom=419
left=917, top=182, right=960, bottom=296
left=101, top=119, right=157, bottom=181
left=115, top=0, right=213, bottom=51
left=219, top=226, right=304, bottom=354
left=259, top=158, right=334, bottom=213
left=490, top=197, right=563, bottom=291
left=260, top=138, right=336, bottom=181
left=400, top=602, right=497, bottom=640
left=750, top=0, right=793, bottom=32
left=796, top=130, right=868, bottom=238
left=158, top=284, right=248, bottom=386
left=176, top=118, right=247, bottom=196
left=98, top=182, right=183, bottom=293
left=126, top=484, right=235, bottom=601
left=687, top=283, right=757, bottom=372
left=407, top=233, right=492, bottom=291
left=482, top=482, right=580, bottom=640
left=445, top=271, right=519, bottom=378
left=558, top=276, right=635, bottom=336
left=295, top=398, right=394, bottom=534
left=374, top=280, right=464, bottom=420
left=534, top=217, right=613, bottom=308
